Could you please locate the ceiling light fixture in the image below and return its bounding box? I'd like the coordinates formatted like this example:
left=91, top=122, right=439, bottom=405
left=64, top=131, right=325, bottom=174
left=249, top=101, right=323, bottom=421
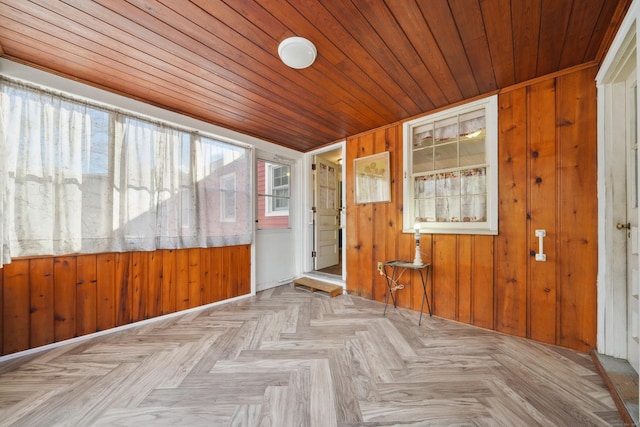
left=278, top=37, right=317, bottom=69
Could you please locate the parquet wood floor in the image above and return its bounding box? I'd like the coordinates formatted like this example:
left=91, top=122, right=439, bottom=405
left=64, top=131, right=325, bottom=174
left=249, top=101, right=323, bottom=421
left=0, top=284, right=624, bottom=426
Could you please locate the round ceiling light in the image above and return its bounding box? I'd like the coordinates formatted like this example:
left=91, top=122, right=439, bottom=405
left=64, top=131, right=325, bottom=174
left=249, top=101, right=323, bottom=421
left=278, top=37, right=317, bottom=69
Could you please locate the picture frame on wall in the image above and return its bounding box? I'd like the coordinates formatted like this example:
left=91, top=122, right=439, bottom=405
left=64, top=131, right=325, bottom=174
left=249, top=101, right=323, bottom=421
left=354, top=151, right=391, bottom=204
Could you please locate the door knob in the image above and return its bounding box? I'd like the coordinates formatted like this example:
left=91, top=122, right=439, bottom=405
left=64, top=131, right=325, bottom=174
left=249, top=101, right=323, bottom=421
left=617, top=222, right=630, bottom=230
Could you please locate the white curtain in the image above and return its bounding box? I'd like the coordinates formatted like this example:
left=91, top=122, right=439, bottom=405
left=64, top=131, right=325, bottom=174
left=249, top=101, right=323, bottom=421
left=0, top=79, right=252, bottom=267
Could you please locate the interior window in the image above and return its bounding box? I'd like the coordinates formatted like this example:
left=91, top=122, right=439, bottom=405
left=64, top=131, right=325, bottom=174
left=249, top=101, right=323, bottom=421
left=403, top=95, right=498, bottom=234
left=257, top=159, right=290, bottom=229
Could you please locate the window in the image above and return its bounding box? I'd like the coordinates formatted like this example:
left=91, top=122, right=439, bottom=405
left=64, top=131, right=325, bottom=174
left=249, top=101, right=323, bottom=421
left=0, top=77, right=253, bottom=267
left=257, top=160, right=290, bottom=229
left=403, top=95, right=498, bottom=234
left=267, top=164, right=290, bottom=215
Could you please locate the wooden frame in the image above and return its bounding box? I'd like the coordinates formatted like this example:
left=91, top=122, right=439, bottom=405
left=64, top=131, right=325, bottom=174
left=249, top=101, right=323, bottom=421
left=354, top=151, right=391, bottom=204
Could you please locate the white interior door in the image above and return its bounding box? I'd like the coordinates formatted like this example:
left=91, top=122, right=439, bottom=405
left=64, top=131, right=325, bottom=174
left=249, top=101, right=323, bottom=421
left=314, top=156, right=339, bottom=270
left=625, top=74, right=639, bottom=373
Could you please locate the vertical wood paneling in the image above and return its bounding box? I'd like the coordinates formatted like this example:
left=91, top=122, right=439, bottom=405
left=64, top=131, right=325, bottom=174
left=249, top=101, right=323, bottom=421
left=372, top=129, right=391, bottom=303
left=147, top=251, right=162, bottom=319
left=54, top=256, right=76, bottom=342
left=96, top=254, right=115, bottom=331
left=556, top=68, right=598, bottom=351
left=213, top=248, right=225, bottom=303
left=161, top=250, right=177, bottom=315
left=472, top=235, right=494, bottom=329
left=3, top=260, right=30, bottom=354
left=188, top=248, right=201, bottom=308
left=433, top=234, right=458, bottom=318
left=229, top=247, right=239, bottom=299
left=355, top=132, right=375, bottom=300
left=217, top=248, right=226, bottom=304
left=222, top=247, right=231, bottom=301
left=114, top=253, right=131, bottom=326
left=131, top=252, right=147, bottom=322
left=345, top=134, right=360, bottom=296
left=0, top=246, right=251, bottom=356
left=458, top=235, right=472, bottom=323
left=76, top=255, right=97, bottom=336
left=29, top=258, right=54, bottom=348
left=218, top=248, right=228, bottom=301
left=238, top=245, right=251, bottom=296
left=200, top=248, right=212, bottom=304
left=385, top=126, right=405, bottom=305
left=495, top=87, right=529, bottom=337
left=528, top=79, right=558, bottom=345
left=176, top=249, right=190, bottom=311
left=345, top=67, right=598, bottom=352
left=372, top=201, right=388, bottom=303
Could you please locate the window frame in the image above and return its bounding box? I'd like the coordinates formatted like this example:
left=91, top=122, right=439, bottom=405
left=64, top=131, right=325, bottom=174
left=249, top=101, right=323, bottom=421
left=402, top=95, right=498, bottom=235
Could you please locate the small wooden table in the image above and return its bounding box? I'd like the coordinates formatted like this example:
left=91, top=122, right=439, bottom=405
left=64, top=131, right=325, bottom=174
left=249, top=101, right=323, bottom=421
left=382, top=260, right=432, bottom=325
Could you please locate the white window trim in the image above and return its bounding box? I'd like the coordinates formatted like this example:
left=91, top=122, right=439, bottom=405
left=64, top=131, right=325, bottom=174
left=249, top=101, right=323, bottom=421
left=402, top=95, right=499, bottom=235
left=265, top=163, right=290, bottom=217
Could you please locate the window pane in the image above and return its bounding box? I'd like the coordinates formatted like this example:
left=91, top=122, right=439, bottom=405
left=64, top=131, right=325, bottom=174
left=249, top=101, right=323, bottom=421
left=461, top=168, right=487, bottom=222
left=435, top=171, right=460, bottom=198
left=435, top=116, right=457, bottom=144
left=413, top=125, right=433, bottom=148
left=413, top=147, right=434, bottom=173
left=415, top=198, right=436, bottom=222
left=459, top=109, right=485, bottom=137
left=459, top=136, right=485, bottom=166
left=436, top=196, right=461, bottom=222
left=257, top=160, right=290, bottom=229
left=461, top=168, right=486, bottom=195
left=273, top=196, right=289, bottom=210
left=434, top=143, right=458, bottom=170
left=461, top=195, right=486, bottom=222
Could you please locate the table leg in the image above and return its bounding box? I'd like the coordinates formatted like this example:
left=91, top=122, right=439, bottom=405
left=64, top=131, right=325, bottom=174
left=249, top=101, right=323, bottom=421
left=389, top=266, right=398, bottom=308
left=418, top=268, right=432, bottom=326
left=383, top=265, right=398, bottom=316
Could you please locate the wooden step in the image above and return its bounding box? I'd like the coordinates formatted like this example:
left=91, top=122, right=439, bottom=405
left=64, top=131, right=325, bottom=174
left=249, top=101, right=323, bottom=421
left=592, top=352, right=639, bottom=427
left=292, top=277, right=343, bottom=297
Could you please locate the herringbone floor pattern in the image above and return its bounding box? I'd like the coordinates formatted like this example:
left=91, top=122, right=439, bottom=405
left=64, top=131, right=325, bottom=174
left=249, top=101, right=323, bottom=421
left=0, top=284, right=624, bottom=426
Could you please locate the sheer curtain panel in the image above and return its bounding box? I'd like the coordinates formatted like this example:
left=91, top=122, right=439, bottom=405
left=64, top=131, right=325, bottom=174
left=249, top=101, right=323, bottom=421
left=0, top=78, right=252, bottom=267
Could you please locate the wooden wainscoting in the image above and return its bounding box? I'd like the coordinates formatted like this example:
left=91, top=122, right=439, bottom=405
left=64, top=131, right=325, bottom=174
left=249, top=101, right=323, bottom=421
left=0, top=245, right=251, bottom=356
left=345, top=66, right=598, bottom=353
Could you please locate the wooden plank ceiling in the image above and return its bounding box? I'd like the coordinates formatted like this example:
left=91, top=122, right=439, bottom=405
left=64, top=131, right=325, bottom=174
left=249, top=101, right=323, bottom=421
left=0, top=0, right=631, bottom=152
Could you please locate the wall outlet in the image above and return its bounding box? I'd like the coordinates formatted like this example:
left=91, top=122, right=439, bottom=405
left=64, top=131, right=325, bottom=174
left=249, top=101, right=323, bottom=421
left=377, top=261, right=383, bottom=273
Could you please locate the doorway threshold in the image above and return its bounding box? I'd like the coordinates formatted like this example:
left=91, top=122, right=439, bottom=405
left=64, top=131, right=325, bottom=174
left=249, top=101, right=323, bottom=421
left=293, top=276, right=343, bottom=297
left=304, top=270, right=345, bottom=287
left=592, top=351, right=638, bottom=426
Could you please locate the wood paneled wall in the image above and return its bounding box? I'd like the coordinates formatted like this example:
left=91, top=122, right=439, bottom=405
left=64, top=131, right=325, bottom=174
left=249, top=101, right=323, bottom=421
left=0, top=245, right=251, bottom=356
left=346, top=66, right=598, bottom=352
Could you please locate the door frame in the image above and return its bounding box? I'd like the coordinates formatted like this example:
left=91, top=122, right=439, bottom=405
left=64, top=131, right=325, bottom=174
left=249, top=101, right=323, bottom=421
left=303, top=141, right=346, bottom=281
left=597, top=0, right=639, bottom=360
